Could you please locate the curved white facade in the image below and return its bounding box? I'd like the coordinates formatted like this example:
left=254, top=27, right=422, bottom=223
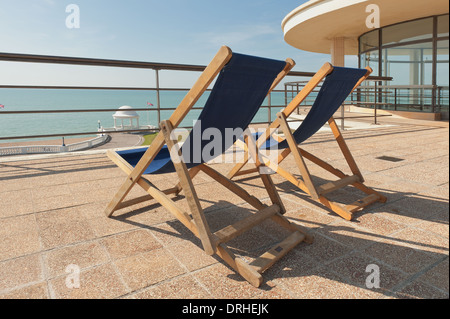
left=282, top=0, right=449, bottom=55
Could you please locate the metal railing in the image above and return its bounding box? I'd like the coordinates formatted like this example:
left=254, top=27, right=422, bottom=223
left=284, top=75, right=394, bottom=128
left=1, top=52, right=393, bottom=146
left=352, top=82, right=449, bottom=115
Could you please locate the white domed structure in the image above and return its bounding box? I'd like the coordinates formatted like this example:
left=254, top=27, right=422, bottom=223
left=113, top=106, right=140, bottom=130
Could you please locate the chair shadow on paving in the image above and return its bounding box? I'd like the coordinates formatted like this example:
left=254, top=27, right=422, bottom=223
left=111, top=182, right=448, bottom=299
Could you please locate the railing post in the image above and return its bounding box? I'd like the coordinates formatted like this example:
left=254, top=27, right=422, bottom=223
left=394, top=88, right=397, bottom=111
left=373, top=81, right=378, bottom=125
left=432, top=85, right=437, bottom=114
left=284, top=83, right=288, bottom=111
left=437, top=87, right=442, bottom=113
left=155, top=68, right=161, bottom=124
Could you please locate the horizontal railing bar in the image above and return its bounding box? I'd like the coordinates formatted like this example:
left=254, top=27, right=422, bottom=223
left=0, top=86, right=199, bottom=91
left=0, top=105, right=286, bottom=115
left=0, top=52, right=321, bottom=77
left=285, top=75, right=393, bottom=84
left=333, top=115, right=392, bottom=120
left=363, top=85, right=445, bottom=89
left=0, top=86, right=290, bottom=95
left=0, top=108, right=200, bottom=114
left=0, top=52, right=206, bottom=71
left=0, top=129, right=157, bottom=141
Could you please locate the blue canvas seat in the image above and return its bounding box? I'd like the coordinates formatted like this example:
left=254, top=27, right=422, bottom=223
left=228, top=63, right=387, bottom=221
left=105, top=46, right=313, bottom=288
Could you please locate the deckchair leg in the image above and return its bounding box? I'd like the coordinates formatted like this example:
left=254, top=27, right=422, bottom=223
left=216, top=244, right=263, bottom=288
left=277, top=112, right=320, bottom=200
left=298, top=147, right=387, bottom=204
left=227, top=148, right=251, bottom=179
left=244, top=132, right=287, bottom=215
left=174, top=165, right=202, bottom=196
left=160, top=120, right=216, bottom=255
left=328, top=117, right=364, bottom=182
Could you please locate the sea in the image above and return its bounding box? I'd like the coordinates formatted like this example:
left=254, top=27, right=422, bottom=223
left=0, top=89, right=290, bottom=143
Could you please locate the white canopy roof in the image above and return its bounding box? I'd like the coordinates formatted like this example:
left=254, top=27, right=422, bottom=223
left=282, top=0, right=449, bottom=55
left=113, top=106, right=139, bottom=119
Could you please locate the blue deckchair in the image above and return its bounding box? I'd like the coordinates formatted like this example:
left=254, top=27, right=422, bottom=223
left=104, top=46, right=313, bottom=288
left=228, top=63, right=387, bottom=221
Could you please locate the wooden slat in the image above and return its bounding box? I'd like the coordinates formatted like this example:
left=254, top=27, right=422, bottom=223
left=317, top=197, right=353, bottom=221
left=268, top=58, right=296, bottom=94
left=281, top=62, right=334, bottom=118
left=328, top=118, right=364, bottom=182
left=161, top=120, right=215, bottom=256
left=259, top=173, right=286, bottom=215
left=214, top=204, right=280, bottom=244
left=263, top=158, right=311, bottom=195
left=346, top=194, right=381, bottom=213
left=317, top=175, right=360, bottom=196
left=116, top=187, right=180, bottom=210
left=233, top=167, right=259, bottom=177
left=277, top=112, right=319, bottom=200
left=137, top=177, right=198, bottom=237
left=250, top=231, right=305, bottom=274
left=174, top=165, right=202, bottom=195
left=243, top=134, right=286, bottom=214
left=216, top=244, right=263, bottom=288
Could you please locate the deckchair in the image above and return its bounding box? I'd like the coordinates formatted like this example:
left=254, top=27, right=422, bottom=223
left=227, top=63, right=387, bottom=221
left=104, top=46, right=313, bottom=288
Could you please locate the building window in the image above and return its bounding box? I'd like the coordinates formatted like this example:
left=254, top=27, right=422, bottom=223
left=382, top=18, right=433, bottom=46
left=382, top=42, right=434, bottom=86
left=438, top=15, right=449, bottom=37
left=437, top=39, right=449, bottom=86
left=359, top=14, right=449, bottom=118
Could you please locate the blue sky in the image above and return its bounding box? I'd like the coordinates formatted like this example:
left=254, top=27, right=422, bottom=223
left=0, top=0, right=358, bottom=87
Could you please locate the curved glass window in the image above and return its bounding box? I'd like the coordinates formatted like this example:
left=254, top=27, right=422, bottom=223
left=438, top=15, right=449, bottom=37
left=359, top=14, right=449, bottom=118
left=360, top=29, right=379, bottom=53
left=383, top=42, right=434, bottom=85
left=382, top=18, right=433, bottom=46
left=437, top=40, right=449, bottom=86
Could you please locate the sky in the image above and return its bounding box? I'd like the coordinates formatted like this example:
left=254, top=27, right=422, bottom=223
left=0, top=0, right=359, bottom=87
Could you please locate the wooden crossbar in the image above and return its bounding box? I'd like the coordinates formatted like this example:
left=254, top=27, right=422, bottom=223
left=250, top=231, right=305, bottom=274
left=214, top=204, right=280, bottom=244
left=346, top=194, right=381, bottom=213
left=317, top=175, right=361, bottom=196
left=234, top=167, right=260, bottom=177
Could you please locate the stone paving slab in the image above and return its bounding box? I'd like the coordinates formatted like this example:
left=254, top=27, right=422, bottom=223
left=0, top=118, right=448, bottom=299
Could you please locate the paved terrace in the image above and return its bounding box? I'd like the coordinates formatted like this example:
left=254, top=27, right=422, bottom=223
left=0, top=117, right=448, bottom=299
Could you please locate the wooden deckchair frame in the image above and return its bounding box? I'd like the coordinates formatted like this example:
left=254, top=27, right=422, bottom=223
left=104, top=46, right=313, bottom=288
left=227, top=63, right=387, bottom=221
